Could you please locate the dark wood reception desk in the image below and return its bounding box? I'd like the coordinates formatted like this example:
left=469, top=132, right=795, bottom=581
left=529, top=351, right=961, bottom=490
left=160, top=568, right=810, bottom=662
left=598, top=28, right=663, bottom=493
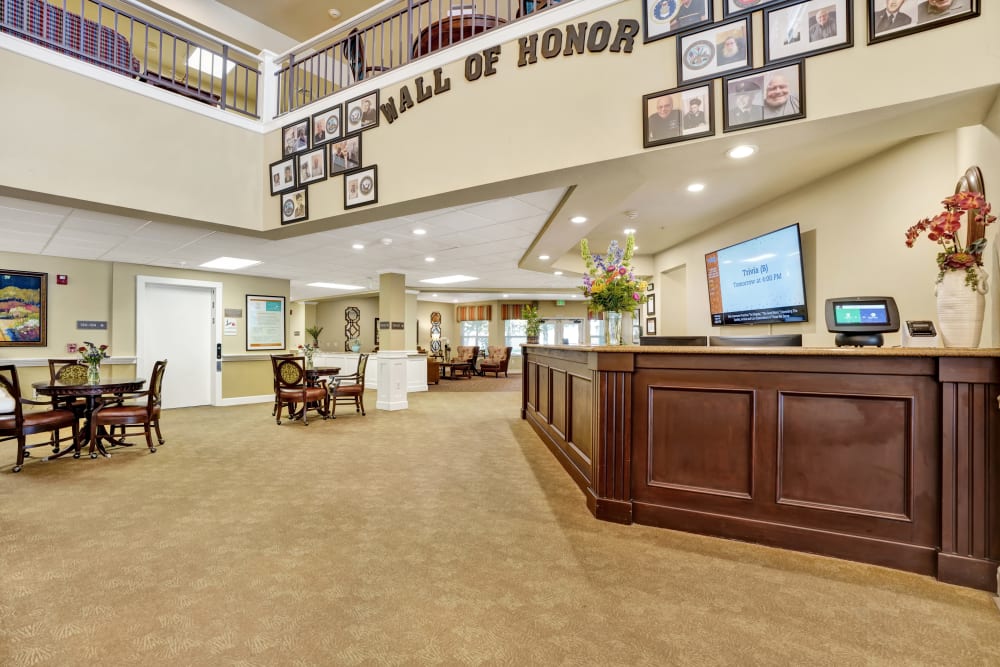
left=521, top=345, right=1000, bottom=592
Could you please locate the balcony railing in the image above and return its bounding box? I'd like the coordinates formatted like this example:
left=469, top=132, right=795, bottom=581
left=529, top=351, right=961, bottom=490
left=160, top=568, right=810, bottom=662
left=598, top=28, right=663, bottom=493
left=0, top=0, right=261, bottom=118
left=274, top=0, right=567, bottom=116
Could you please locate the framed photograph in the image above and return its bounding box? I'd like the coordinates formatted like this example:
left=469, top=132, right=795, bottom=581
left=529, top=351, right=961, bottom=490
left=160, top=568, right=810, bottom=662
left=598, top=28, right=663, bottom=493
left=345, top=91, right=379, bottom=134
left=646, top=318, right=657, bottom=335
left=643, top=0, right=712, bottom=43
left=281, top=118, right=309, bottom=157
left=646, top=295, right=656, bottom=316
left=246, top=295, right=285, bottom=352
left=723, top=0, right=785, bottom=17
left=765, top=0, right=852, bottom=64
left=678, top=17, right=752, bottom=85
left=268, top=156, right=296, bottom=196
left=374, top=317, right=380, bottom=347
left=643, top=82, right=714, bottom=148
left=724, top=60, right=806, bottom=132
left=297, top=147, right=327, bottom=185
left=281, top=188, right=308, bottom=225
left=330, top=134, right=362, bottom=175
left=868, top=0, right=978, bottom=44
left=344, top=165, right=378, bottom=209
left=0, top=269, right=46, bottom=346
left=310, top=105, right=342, bottom=147
left=647, top=282, right=655, bottom=292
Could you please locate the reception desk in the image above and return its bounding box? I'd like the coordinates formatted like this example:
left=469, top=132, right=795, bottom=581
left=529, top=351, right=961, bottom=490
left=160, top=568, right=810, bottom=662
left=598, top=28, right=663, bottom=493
left=521, top=345, right=1000, bottom=592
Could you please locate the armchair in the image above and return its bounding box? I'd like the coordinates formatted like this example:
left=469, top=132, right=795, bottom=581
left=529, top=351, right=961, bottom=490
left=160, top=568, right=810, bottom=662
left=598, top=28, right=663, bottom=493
left=453, top=345, right=480, bottom=375
left=0, top=364, right=80, bottom=472
left=90, top=360, right=167, bottom=456
left=271, top=356, right=329, bottom=425
left=329, top=353, right=368, bottom=418
left=479, top=346, right=512, bottom=378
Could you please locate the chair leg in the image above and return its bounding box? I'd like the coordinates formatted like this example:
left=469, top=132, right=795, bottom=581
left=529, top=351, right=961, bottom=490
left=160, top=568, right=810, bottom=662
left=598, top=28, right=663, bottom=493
left=13, top=435, right=26, bottom=472
left=144, top=426, right=156, bottom=453
left=153, top=419, right=165, bottom=445
left=358, top=394, right=365, bottom=416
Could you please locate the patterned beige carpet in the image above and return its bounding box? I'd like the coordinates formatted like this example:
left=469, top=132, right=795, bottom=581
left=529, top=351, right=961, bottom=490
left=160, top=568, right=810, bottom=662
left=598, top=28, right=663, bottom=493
left=1, top=389, right=998, bottom=666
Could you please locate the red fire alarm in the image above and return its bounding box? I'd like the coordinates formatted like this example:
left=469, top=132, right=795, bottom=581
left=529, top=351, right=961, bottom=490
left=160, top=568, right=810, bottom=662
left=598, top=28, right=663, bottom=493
left=56, top=275, right=68, bottom=285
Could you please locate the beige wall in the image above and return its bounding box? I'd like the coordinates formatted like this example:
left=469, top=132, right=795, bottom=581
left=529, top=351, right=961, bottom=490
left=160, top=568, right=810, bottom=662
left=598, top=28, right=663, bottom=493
left=315, top=296, right=379, bottom=352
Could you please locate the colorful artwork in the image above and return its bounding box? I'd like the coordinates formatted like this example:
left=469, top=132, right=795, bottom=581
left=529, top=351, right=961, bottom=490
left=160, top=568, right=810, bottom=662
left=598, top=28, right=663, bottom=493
left=0, top=270, right=47, bottom=346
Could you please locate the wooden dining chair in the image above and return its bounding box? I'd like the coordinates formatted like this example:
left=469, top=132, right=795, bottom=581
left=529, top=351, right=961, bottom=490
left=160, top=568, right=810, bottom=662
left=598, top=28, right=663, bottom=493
left=271, top=355, right=329, bottom=425
left=47, top=358, right=89, bottom=437
left=328, top=353, right=369, bottom=418
left=89, top=360, right=167, bottom=457
left=0, top=364, right=80, bottom=472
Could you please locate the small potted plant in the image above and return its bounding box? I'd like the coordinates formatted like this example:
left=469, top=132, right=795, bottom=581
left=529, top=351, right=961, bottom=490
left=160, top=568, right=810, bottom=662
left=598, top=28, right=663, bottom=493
left=305, top=325, right=324, bottom=347
left=524, top=304, right=541, bottom=344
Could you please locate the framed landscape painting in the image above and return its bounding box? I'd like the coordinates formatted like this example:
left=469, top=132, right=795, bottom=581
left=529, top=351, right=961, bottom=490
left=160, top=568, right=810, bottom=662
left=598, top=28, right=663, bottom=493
left=0, top=269, right=47, bottom=346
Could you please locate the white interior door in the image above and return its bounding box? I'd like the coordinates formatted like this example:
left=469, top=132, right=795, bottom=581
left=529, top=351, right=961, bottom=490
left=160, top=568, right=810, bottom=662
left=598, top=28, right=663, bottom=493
left=137, top=277, right=219, bottom=409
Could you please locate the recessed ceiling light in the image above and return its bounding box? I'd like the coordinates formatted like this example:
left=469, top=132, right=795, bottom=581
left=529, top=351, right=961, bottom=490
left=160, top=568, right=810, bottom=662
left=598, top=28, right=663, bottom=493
left=352, top=243, right=364, bottom=249
left=570, top=215, right=587, bottom=224
left=420, top=275, right=479, bottom=284
left=687, top=183, right=705, bottom=192
left=187, top=47, right=236, bottom=78
left=413, top=228, right=427, bottom=235
left=328, top=8, right=341, bottom=19
left=502, top=293, right=509, bottom=297
left=634, top=246, right=640, bottom=251
left=307, top=282, right=364, bottom=290
left=554, top=271, right=563, bottom=275
left=539, top=254, right=550, bottom=260
left=432, top=293, right=438, bottom=297
left=727, top=144, right=757, bottom=159
left=200, top=256, right=260, bottom=270
left=624, top=228, right=636, bottom=235
left=425, top=257, right=435, bottom=262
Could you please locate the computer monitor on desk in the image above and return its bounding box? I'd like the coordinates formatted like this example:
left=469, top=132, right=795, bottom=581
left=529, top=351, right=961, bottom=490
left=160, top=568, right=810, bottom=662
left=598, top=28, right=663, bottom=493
left=709, top=334, right=803, bottom=347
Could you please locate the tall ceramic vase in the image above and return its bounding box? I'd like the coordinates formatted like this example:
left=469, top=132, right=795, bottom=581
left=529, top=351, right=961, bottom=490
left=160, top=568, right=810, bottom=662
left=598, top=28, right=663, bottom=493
left=935, top=267, right=988, bottom=348
left=605, top=311, right=624, bottom=346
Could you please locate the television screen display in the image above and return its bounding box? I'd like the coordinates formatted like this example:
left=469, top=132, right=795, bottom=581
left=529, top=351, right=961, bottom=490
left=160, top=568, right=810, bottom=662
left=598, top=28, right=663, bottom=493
left=705, top=223, right=808, bottom=326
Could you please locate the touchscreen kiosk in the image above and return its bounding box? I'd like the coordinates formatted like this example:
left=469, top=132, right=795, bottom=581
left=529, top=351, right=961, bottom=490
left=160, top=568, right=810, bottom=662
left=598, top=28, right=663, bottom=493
left=825, top=296, right=900, bottom=347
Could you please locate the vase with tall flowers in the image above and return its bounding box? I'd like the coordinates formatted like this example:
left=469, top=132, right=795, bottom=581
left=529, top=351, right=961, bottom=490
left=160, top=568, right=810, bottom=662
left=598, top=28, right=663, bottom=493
left=580, top=234, right=648, bottom=345
left=78, top=341, right=110, bottom=383
left=297, top=343, right=317, bottom=369
left=905, top=191, right=996, bottom=347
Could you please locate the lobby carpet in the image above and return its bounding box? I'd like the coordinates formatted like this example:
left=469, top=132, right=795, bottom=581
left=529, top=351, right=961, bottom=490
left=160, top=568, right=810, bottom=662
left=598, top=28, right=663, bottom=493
left=1, top=388, right=998, bottom=665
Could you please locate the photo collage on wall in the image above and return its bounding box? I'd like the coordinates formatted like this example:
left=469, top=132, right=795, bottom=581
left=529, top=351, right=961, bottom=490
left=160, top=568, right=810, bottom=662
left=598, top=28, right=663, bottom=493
left=272, top=90, right=381, bottom=225
left=640, top=0, right=980, bottom=146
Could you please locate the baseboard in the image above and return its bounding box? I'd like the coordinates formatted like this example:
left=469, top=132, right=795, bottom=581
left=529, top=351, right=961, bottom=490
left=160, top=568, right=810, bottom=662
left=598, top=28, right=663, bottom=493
left=376, top=399, right=409, bottom=410
left=218, top=394, right=272, bottom=407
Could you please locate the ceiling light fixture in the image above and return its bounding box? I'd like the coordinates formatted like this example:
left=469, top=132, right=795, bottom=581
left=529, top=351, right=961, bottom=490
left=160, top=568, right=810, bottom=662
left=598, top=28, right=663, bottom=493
left=413, top=228, right=427, bottom=235
left=554, top=271, right=563, bottom=275
left=570, top=215, right=587, bottom=224
left=187, top=47, right=236, bottom=78
left=502, top=293, right=509, bottom=298
left=624, top=228, right=636, bottom=235
left=420, top=275, right=479, bottom=285
left=307, top=282, right=365, bottom=290
left=425, top=257, right=435, bottom=262
left=328, top=8, right=342, bottom=19
left=352, top=243, right=364, bottom=249
left=687, top=183, right=705, bottom=192
left=200, top=256, right=260, bottom=270
left=538, top=254, right=550, bottom=260
left=727, top=144, right=757, bottom=159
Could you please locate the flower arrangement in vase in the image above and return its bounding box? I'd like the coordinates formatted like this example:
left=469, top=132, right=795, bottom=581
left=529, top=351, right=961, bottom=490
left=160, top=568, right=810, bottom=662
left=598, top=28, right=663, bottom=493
left=78, top=341, right=109, bottom=382
left=297, top=343, right=317, bottom=368
left=580, top=234, right=648, bottom=344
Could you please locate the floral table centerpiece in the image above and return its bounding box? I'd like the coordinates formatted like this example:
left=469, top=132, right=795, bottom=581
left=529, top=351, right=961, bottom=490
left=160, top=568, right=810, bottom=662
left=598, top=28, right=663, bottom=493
left=905, top=191, right=996, bottom=347
left=78, top=341, right=110, bottom=383
left=298, top=343, right=317, bottom=369
left=580, top=234, right=648, bottom=345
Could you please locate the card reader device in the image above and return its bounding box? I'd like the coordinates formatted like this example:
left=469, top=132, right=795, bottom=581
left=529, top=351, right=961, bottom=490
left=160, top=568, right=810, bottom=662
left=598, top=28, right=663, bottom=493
left=902, top=320, right=939, bottom=347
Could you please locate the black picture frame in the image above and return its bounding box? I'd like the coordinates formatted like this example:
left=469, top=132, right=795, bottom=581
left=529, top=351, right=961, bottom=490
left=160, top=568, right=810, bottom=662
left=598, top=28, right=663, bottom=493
left=374, top=317, right=380, bottom=347
left=344, top=165, right=378, bottom=209
left=297, top=146, right=328, bottom=185
left=643, top=81, right=715, bottom=148
left=646, top=295, right=656, bottom=316
left=677, top=16, right=752, bottom=85
left=764, top=0, right=853, bottom=64
left=646, top=317, right=657, bottom=335
left=280, top=188, right=308, bottom=225
left=723, top=60, right=806, bottom=132
left=0, top=269, right=47, bottom=346
left=868, top=0, right=979, bottom=44
left=723, top=0, right=785, bottom=18
left=330, top=134, right=362, bottom=176
left=268, top=156, right=296, bottom=196
left=647, top=282, right=655, bottom=292
left=345, top=90, right=379, bottom=134
left=281, top=118, right=309, bottom=157
left=310, top=104, right=342, bottom=147
left=643, top=0, right=713, bottom=43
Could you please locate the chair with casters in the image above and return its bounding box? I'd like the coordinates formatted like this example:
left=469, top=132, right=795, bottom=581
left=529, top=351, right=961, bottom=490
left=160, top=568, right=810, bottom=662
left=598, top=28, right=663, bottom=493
left=329, top=353, right=369, bottom=418
left=272, top=356, right=329, bottom=425
left=479, top=346, right=512, bottom=377
left=270, top=353, right=295, bottom=416
left=0, top=364, right=80, bottom=472
left=47, top=358, right=89, bottom=439
left=89, top=360, right=167, bottom=457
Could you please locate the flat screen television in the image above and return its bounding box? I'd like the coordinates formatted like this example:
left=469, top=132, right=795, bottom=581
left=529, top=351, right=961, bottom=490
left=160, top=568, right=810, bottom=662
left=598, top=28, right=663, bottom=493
left=704, top=223, right=808, bottom=326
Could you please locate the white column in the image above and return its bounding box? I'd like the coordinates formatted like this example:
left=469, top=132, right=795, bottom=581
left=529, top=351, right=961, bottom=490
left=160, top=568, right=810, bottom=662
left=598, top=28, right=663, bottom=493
left=376, top=350, right=408, bottom=411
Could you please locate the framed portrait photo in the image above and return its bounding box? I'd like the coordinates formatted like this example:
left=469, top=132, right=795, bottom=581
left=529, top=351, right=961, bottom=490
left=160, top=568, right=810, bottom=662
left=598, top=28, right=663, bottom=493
left=643, top=82, right=714, bottom=148
left=643, top=0, right=712, bottom=44
left=268, top=156, right=296, bottom=196
left=344, top=165, right=378, bottom=209
left=723, top=0, right=785, bottom=18
left=646, top=295, right=656, bottom=317
left=297, top=147, right=327, bottom=185
left=280, top=188, right=308, bottom=225
left=646, top=318, right=657, bottom=335
left=868, top=0, right=978, bottom=44
left=678, top=17, right=752, bottom=85
left=281, top=118, right=309, bottom=157
left=329, top=134, right=362, bottom=176
left=723, top=60, right=806, bottom=132
left=0, top=269, right=46, bottom=346
left=765, top=0, right=852, bottom=64
left=310, top=105, right=342, bottom=147
left=345, top=91, right=379, bottom=134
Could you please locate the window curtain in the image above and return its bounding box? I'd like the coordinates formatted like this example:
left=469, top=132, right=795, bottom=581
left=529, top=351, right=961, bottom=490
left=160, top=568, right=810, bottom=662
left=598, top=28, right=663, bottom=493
left=456, top=305, right=492, bottom=322
left=500, top=304, right=524, bottom=320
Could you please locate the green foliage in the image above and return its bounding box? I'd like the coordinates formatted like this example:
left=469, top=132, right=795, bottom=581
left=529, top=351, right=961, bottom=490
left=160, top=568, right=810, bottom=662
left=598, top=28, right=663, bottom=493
left=523, top=303, right=541, bottom=336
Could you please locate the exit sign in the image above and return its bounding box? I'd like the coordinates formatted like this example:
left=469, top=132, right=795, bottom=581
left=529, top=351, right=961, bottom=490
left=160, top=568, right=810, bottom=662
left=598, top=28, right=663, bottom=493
left=556, top=300, right=565, bottom=306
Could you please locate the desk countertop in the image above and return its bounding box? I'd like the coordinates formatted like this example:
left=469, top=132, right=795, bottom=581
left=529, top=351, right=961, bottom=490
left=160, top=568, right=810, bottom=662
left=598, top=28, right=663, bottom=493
left=524, top=344, right=1000, bottom=358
